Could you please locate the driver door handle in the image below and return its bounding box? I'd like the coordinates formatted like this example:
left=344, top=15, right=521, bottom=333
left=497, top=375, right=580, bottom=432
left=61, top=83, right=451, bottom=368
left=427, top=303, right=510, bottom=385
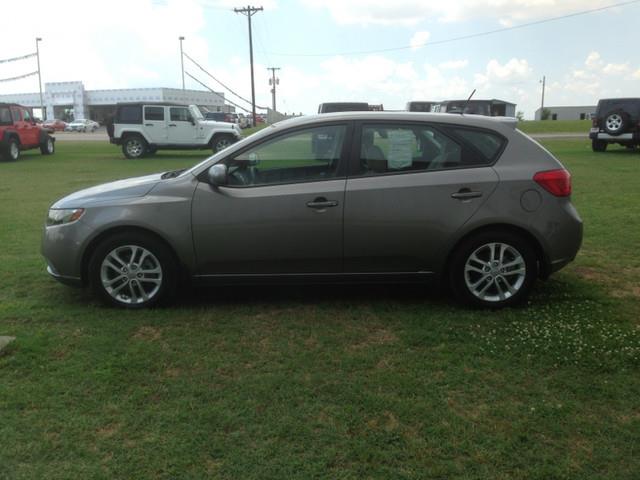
left=306, top=197, right=339, bottom=209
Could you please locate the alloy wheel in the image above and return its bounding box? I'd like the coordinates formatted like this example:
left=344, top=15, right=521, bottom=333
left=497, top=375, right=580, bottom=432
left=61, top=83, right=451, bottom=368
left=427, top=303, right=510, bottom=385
left=464, top=242, right=526, bottom=303
left=126, top=139, right=143, bottom=157
left=605, top=113, right=623, bottom=132
left=100, top=245, right=163, bottom=305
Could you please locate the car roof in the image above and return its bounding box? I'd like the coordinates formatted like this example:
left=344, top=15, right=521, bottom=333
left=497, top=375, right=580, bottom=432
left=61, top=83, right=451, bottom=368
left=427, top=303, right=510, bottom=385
left=116, top=102, right=191, bottom=107
left=274, top=111, right=517, bottom=131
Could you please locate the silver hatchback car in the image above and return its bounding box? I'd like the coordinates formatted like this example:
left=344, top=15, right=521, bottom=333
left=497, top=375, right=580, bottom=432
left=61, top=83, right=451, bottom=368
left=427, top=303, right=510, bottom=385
left=42, top=112, right=582, bottom=309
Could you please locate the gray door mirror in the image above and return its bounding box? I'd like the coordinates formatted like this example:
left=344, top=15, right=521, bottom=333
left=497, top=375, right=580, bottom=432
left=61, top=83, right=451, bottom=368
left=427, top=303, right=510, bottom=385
left=208, top=164, right=228, bottom=186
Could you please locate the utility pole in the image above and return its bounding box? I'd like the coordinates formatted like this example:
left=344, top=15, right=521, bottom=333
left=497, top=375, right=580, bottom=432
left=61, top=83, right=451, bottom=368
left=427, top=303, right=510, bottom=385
left=35, top=37, right=44, bottom=119
left=234, top=5, right=263, bottom=127
left=179, top=36, right=185, bottom=90
left=540, top=75, right=546, bottom=120
left=267, top=67, right=280, bottom=111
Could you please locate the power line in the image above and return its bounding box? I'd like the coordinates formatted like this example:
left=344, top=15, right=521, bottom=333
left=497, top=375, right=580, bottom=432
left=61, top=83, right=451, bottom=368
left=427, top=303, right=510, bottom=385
left=185, top=71, right=252, bottom=113
left=265, top=0, right=640, bottom=57
left=182, top=51, right=267, bottom=109
left=0, top=52, right=37, bottom=64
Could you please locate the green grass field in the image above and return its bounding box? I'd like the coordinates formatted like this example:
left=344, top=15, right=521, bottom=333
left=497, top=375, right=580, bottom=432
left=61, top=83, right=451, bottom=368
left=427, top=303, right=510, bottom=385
left=518, top=120, right=591, bottom=134
left=1, top=140, right=639, bottom=479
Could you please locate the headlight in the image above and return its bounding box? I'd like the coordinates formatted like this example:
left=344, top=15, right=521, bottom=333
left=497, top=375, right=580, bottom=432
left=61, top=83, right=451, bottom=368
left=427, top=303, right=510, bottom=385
left=47, top=208, right=85, bottom=226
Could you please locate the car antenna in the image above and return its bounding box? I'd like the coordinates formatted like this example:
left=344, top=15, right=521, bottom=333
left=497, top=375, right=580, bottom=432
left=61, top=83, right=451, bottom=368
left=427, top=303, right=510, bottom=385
left=461, top=89, right=477, bottom=115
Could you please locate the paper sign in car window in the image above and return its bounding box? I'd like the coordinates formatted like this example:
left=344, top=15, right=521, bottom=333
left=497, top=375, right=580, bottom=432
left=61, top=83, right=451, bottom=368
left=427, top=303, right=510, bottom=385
left=387, top=130, right=414, bottom=169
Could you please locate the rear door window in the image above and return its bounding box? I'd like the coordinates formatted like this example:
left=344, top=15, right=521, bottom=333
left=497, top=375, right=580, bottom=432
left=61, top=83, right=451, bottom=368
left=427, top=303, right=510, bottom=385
left=144, top=106, right=165, bottom=121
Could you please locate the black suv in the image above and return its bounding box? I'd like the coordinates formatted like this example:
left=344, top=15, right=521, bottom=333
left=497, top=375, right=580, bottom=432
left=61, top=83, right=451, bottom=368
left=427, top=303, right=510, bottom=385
left=590, top=98, right=640, bottom=152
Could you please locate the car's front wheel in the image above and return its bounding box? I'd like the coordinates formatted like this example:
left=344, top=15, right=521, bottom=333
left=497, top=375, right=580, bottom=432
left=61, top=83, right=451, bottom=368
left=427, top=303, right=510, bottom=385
left=40, top=136, right=55, bottom=155
left=89, top=232, right=177, bottom=309
left=449, top=230, right=538, bottom=308
left=122, top=135, right=147, bottom=159
left=592, top=139, right=607, bottom=152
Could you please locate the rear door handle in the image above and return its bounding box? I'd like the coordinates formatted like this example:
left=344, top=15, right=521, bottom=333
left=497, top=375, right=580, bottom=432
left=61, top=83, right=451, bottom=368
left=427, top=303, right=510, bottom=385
left=451, top=189, right=483, bottom=200
left=169, top=123, right=177, bottom=127
left=145, top=123, right=154, bottom=126
left=306, top=197, right=339, bottom=209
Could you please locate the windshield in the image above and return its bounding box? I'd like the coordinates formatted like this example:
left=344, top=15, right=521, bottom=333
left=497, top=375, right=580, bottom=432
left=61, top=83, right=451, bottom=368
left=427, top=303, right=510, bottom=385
left=190, top=106, right=204, bottom=120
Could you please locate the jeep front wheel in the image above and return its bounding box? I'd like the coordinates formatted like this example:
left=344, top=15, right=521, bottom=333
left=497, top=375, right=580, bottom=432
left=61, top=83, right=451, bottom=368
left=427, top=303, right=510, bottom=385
left=40, top=136, right=55, bottom=155
left=211, top=134, right=235, bottom=153
left=122, top=135, right=147, bottom=159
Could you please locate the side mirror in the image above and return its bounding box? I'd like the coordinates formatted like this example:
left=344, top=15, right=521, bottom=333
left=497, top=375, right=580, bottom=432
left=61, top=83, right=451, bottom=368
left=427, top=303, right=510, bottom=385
left=208, top=164, right=228, bottom=187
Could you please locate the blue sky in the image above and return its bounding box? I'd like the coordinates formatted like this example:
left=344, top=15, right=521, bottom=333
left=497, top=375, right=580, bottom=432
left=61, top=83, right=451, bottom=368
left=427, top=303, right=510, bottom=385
left=1, top=0, right=639, bottom=118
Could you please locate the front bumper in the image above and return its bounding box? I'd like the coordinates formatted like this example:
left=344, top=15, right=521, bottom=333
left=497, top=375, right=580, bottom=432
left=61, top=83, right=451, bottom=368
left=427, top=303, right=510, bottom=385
left=41, top=220, right=94, bottom=286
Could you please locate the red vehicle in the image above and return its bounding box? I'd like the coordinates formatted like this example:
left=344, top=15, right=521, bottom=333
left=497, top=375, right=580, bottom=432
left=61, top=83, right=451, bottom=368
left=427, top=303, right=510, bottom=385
left=43, top=119, right=67, bottom=132
left=0, top=103, right=55, bottom=161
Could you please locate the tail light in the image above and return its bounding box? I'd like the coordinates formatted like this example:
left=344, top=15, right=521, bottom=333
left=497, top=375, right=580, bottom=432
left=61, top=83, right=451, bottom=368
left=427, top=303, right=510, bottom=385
left=534, top=169, right=572, bottom=197
left=592, top=117, right=598, bottom=128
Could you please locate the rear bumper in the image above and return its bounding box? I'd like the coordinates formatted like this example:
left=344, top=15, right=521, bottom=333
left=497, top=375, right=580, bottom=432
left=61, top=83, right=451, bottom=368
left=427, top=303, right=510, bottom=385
left=589, top=130, right=637, bottom=141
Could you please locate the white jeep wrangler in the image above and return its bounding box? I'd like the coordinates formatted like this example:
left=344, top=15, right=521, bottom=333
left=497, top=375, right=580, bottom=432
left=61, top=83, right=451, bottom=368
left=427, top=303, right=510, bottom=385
left=108, top=103, right=242, bottom=159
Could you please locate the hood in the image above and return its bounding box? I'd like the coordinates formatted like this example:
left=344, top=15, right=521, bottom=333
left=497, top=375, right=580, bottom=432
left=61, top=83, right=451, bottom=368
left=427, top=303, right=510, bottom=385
left=52, top=173, right=163, bottom=208
left=200, top=120, right=235, bottom=128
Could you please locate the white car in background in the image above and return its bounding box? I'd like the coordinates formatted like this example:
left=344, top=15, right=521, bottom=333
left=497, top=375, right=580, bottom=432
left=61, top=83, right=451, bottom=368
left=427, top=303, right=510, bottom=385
left=65, top=119, right=100, bottom=132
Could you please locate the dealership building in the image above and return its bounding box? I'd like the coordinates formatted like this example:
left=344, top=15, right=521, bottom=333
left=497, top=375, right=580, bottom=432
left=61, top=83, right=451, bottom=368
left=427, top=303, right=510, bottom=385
left=0, top=81, right=230, bottom=123
left=534, top=105, right=596, bottom=121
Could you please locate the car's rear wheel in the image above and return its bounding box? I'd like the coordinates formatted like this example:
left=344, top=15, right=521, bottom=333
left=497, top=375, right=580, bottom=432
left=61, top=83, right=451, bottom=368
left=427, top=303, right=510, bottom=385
left=592, top=139, right=607, bottom=152
left=89, top=232, right=177, bottom=309
left=40, top=136, right=55, bottom=155
left=604, top=112, right=627, bottom=135
left=122, top=135, right=147, bottom=159
left=2, top=138, right=20, bottom=162
left=211, top=134, right=235, bottom=153
left=449, top=230, right=538, bottom=308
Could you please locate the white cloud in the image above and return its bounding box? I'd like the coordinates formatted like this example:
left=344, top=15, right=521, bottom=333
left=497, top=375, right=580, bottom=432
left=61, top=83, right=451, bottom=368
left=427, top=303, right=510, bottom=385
left=585, top=51, right=603, bottom=69
left=439, top=60, right=469, bottom=70
left=602, top=63, right=630, bottom=75
left=634, top=69, right=640, bottom=79
left=303, top=0, right=621, bottom=26
left=409, top=31, right=431, bottom=50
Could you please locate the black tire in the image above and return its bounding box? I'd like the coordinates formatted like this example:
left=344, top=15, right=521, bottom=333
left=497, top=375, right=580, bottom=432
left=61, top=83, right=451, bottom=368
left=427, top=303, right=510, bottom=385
left=122, top=135, right=147, bottom=159
left=40, top=136, right=55, bottom=155
left=88, top=231, right=178, bottom=309
left=448, top=229, right=538, bottom=308
left=1, top=138, right=20, bottom=162
left=147, top=146, right=158, bottom=156
left=592, top=139, right=607, bottom=152
left=211, top=134, right=236, bottom=153
left=603, top=111, right=627, bottom=136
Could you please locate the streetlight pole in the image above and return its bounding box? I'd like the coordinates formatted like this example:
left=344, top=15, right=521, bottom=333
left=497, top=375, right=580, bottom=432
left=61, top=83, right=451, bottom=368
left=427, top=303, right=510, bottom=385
left=179, top=36, right=185, bottom=90
left=35, top=37, right=44, bottom=119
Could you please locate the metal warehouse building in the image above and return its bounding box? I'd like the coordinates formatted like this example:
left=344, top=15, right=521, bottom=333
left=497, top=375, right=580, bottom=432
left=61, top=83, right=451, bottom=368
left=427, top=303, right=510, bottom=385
left=0, top=81, right=229, bottom=123
left=534, top=105, right=596, bottom=121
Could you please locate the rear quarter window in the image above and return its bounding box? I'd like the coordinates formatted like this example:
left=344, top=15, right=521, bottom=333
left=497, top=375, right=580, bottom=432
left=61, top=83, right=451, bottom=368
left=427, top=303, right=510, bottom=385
left=117, top=105, right=142, bottom=124
left=0, top=107, right=12, bottom=126
left=444, top=127, right=506, bottom=164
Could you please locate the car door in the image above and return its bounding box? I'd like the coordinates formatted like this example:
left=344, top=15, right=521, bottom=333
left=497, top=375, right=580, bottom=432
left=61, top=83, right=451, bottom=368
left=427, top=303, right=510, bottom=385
left=167, top=106, right=196, bottom=144
left=343, top=121, right=501, bottom=273
left=143, top=106, right=168, bottom=144
left=191, top=123, right=351, bottom=275
left=11, top=107, right=34, bottom=147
